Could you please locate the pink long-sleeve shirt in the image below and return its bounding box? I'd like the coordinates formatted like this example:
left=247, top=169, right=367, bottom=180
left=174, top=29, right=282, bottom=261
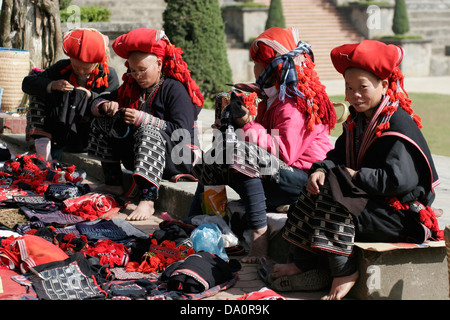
left=240, top=95, right=333, bottom=171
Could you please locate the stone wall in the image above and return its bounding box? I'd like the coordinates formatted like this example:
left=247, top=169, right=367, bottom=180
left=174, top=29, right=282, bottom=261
left=382, top=38, right=432, bottom=77
left=332, top=0, right=450, bottom=76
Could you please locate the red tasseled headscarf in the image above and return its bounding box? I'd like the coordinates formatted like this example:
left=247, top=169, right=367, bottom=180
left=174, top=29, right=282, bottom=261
left=330, top=40, right=421, bottom=129
left=250, top=27, right=336, bottom=132
left=60, top=28, right=110, bottom=89
left=112, top=28, right=204, bottom=110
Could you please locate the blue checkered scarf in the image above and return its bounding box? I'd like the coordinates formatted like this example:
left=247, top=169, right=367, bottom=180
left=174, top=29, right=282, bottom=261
left=256, top=41, right=314, bottom=103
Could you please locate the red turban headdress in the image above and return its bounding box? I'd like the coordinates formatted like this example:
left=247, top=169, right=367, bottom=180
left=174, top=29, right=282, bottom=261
left=112, top=28, right=204, bottom=109
left=250, top=27, right=300, bottom=68
left=250, top=27, right=336, bottom=132
left=330, top=40, right=421, bottom=128
left=61, top=28, right=110, bottom=89
left=330, top=40, right=403, bottom=80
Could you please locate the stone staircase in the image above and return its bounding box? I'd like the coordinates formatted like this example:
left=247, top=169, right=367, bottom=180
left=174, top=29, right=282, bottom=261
left=69, top=0, right=363, bottom=81
left=405, top=0, right=450, bottom=75
left=406, top=0, right=450, bottom=55
left=255, top=0, right=364, bottom=80
left=67, top=0, right=450, bottom=79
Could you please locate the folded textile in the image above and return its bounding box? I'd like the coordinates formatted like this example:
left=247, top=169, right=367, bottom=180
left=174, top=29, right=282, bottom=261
left=62, top=193, right=124, bottom=220
left=161, top=251, right=241, bottom=293
left=75, top=219, right=148, bottom=242
left=152, top=222, right=190, bottom=246
left=26, top=252, right=105, bottom=300
left=20, top=205, right=84, bottom=225
left=44, top=182, right=86, bottom=201
left=83, top=238, right=129, bottom=267
left=3, top=234, right=69, bottom=273
left=0, top=208, right=29, bottom=229
left=0, top=268, right=38, bottom=300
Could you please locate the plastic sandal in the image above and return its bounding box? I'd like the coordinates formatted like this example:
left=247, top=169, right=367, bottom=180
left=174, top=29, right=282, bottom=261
left=270, top=269, right=332, bottom=292
left=257, top=256, right=277, bottom=284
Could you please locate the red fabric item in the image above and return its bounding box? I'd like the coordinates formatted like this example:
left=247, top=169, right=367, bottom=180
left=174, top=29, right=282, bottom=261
left=0, top=268, right=37, bottom=299
left=63, top=28, right=107, bottom=63
left=112, top=28, right=166, bottom=60
left=126, top=239, right=195, bottom=274
left=237, top=287, right=287, bottom=300
left=0, top=236, right=20, bottom=269
left=83, top=239, right=129, bottom=267
left=250, top=27, right=298, bottom=68
left=331, top=40, right=421, bottom=129
left=330, top=40, right=403, bottom=80
left=62, top=28, right=110, bottom=89
left=112, top=28, right=204, bottom=109
left=62, top=193, right=123, bottom=221
left=249, top=27, right=336, bottom=132
left=420, top=206, right=444, bottom=240
left=12, top=235, right=69, bottom=273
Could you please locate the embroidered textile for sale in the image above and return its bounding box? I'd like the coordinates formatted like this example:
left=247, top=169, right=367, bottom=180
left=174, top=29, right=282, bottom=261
left=0, top=151, right=240, bottom=300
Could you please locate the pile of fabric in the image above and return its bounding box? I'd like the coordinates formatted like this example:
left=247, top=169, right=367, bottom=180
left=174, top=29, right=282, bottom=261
left=0, top=152, right=240, bottom=300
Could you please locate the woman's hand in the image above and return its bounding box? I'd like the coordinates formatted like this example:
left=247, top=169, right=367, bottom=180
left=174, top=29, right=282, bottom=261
left=100, top=101, right=119, bottom=117
left=346, top=167, right=357, bottom=178
left=75, top=87, right=92, bottom=99
left=122, top=108, right=140, bottom=125
left=233, top=106, right=253, bottom=128
left=51, top=80, right=74, bottom=92
left=306, top=170, right=326, bottom=195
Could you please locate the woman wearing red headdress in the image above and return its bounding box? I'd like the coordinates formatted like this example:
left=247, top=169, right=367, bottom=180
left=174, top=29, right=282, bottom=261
left=267, top=40, right=442, bottom=300
left=22, top=28, right=119, bottom=161
left=191, top=27, right=337, bottom=263
left=88, top=28, right=203, bottom=221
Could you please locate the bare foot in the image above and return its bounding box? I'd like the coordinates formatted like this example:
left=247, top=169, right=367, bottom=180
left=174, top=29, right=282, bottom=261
left=321, top=271, right=359, bottom=300
left=126, top=200, right=155, bottom=221
left=241, top=226, right=268, bottom=264
left=271, top=262, right=302, bottom=279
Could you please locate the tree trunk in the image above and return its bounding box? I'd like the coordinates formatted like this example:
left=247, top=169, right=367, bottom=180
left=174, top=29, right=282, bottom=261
left=0, top=0, right=64, bottom=69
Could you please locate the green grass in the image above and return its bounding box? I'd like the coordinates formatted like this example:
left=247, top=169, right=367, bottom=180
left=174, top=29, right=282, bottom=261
left=328, top=93, right=450, bottom=157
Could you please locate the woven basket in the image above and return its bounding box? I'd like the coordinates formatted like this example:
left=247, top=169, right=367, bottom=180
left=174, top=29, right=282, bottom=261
left=0, top=47, right=31, bottom=112
left=445, top=225, right=450, bottom=298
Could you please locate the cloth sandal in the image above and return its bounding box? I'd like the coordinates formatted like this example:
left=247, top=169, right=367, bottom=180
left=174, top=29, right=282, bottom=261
left=269, top=269, right=332, bottom=292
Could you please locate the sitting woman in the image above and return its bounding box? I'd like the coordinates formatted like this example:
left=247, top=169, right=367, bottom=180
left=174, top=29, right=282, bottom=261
left=88, top=28, right=203, bottom=221
left=270, top=40, right=442, bottom=300
left=22, top=28, right=119, bottom=161
left=191, top=27, right=337, bottom=263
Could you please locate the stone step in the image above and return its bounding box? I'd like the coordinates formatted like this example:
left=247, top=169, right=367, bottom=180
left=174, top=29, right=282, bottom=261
left=407, top=0, right=450, bottom=10
left=267, top=228, right=448, bottom=300
left=408, top=19, right=450, bottom=29
left=409, top=11, right=450, bottom=19
left=279, top=0, right=363, bottom=79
